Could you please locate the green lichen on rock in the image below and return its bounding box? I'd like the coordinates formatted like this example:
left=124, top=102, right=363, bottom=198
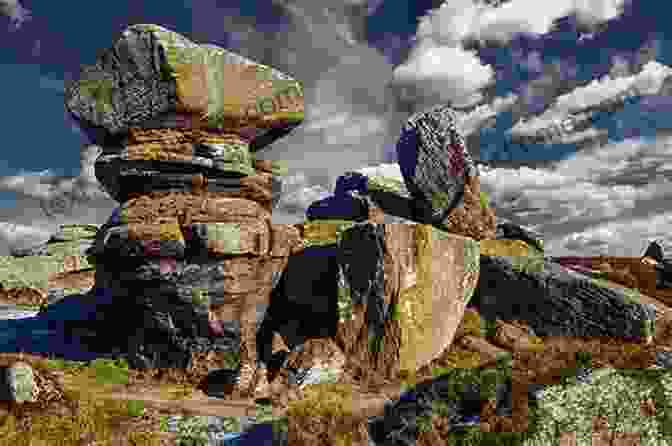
left=51, top=224, right=98, bottom=241
left=301, top=219, right=357, bottom=248
left=479, top=191, right=490, bottom=209
left=7, top=362, right=36, bottom=404
left=430, top=190, right=452, bottom=211
left=588, top=276, right=642, bottom=305
left=76, top=75, right=115, bottom=116
left=367, top=175, right=409, bottom=196
left=66, top=23, right=305, bottom=173
left=191, top=287, right=210, bottom=309
left=202, top=223, right=243, bottom=254
left=463, top=237, right=480, bottom=302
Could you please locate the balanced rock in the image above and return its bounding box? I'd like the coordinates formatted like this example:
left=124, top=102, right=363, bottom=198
left=65, top=24, right=304, bottom=399
left=65, top=23, right=301, bottom=206
left=394, top=103, right=496, bottom=240
left=309, top=102, right=497, bottom=241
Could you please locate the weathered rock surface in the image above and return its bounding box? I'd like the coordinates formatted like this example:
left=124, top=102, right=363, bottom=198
left=63, top=24, right=305, bottom=400
left=471, top=255, right=657, bottom=341
left=260, top=219, right=480, bottom=383
left=64, top=23, right=303, bottom=149
left=395, top=104, right=476, bottom=224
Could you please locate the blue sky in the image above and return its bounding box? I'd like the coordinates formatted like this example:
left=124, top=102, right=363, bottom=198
left=0, top=0, right=670, bottom=259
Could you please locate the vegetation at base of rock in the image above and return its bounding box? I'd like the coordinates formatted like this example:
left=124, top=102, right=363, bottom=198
left=0, top=383, right=161, bottom=446
left=286, top=382, right=354, bottom=418
left=429, top=364, right=510, bottom=403
left=0, top=354, right=173, bottom=445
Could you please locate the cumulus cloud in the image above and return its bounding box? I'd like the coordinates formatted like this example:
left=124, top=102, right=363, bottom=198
left=2, top=0, right=668, bottom=260
left=508, top=60, right=672, bottom=145
left=475, top=134, right=672, bottom=257
left=0, top=142, right=116, bottom=255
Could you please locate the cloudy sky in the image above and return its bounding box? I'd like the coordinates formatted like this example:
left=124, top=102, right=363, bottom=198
left=0, top=0, right=670, bottom=258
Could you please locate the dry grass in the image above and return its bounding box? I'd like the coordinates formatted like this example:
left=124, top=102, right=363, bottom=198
left=0, top=352, right=178, bottom=446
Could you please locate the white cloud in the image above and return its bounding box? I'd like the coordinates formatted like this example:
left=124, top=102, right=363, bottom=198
left=457, top=93, right=518, bottom=135
left=477, top=134, right=672, bottom=256
left=392, top=45, right=495, bottom=107
left=2, top=0, right=669, bottom=261
left=507, top=60, right=672, bottom=145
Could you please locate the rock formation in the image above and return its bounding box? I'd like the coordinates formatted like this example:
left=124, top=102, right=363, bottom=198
left=394, top=103, right=496, bottom=241
left=262, top=172, right=483, bottom=385
left=64, top=24, right=304, bottom=398
left=64, top=23, right=488, bottom=401
left=470, top=255, right=657, bottom=341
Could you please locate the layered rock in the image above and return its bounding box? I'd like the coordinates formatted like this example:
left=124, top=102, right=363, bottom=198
left=471, top=255, right=657, bottom=341
left=267, top=103, right=489, bottom=384
left=65, top=24, right=304, bottom=398
left=263, top=192, right=481, bottom=384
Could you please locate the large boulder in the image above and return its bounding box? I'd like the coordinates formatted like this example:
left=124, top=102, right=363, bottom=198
left=471, top=256, right=657, bottom=341
left=393, top=104, right=495, bottom=240
left=64, top=23, right=303, bottom=202
left=260, top=220, right=480, bottom=381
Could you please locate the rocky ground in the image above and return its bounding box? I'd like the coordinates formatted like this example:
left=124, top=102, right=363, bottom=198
left=0, top=259, right=670, bottom=445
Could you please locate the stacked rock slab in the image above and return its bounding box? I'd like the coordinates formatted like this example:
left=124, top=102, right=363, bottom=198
left=65, top=24, right=304, bottom=397
left=267, top=192, right=480, bottom=386
left=271, top=102, right=488, bottom=381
